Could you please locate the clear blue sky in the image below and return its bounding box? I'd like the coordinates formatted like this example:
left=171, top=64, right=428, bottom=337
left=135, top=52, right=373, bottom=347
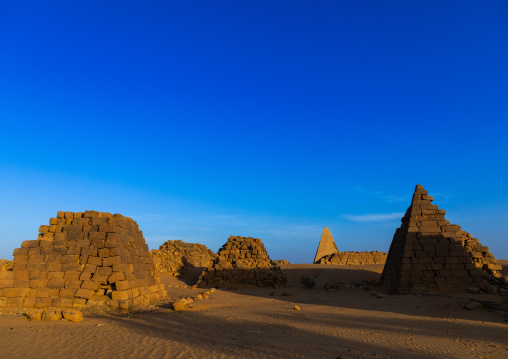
left=1, top=1, right=507, bottom=262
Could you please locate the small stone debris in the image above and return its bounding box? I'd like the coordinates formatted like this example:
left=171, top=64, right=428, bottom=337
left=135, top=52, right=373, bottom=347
left=172, top=299, right=187, bottom=312
left=25, top=309, right=44, bottom=321
left=62, top=309, right=83, bottom=322
left=467, top=287, right=480, bottom=294
left=294, top=305, right=301, bottom=310
left=281, top=292, right=295, bottom=297
left=42, top=309, right=63, bottom=321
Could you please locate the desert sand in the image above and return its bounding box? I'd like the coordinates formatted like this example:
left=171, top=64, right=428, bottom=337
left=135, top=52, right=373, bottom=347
left=0, top=261, right=507, bottom=359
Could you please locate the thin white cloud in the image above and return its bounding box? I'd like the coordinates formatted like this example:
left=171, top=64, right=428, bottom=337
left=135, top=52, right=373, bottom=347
left=343, top=212, right=404, bottom=222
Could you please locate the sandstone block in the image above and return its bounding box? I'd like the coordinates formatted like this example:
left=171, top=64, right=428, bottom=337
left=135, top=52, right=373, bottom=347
left=62, top=309, right=83, bottom=322
left=75, top=288, right=93, bottom=299
left=47, top=279, right=66, bottom=289
left=25, top=309, right=44, bottom=321
left=81, top=280, right=100, bottom=291
left=116, top=280, right=130, bottom=291
left=108, top=272, right=125, bottom=283
left=97, top=266, right=113, bottom=276
left=22, top=297, right=37, bottom=308
left=29, top=279, right=48, bottom=288
left=42, top=309, right=63, bottom=321
left=103, top=256, right=121, bottom=267
left=112, top=290, right=130, bottom=301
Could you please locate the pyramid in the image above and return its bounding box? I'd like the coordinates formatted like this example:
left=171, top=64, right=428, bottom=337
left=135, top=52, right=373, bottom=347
left=381, top=185, right=502, bottom=293
left=197, top=236, right=286, bottom=288
left=313, top=226, right=339, bottom=263
left=150, top=240, right=214, bottom=276
left=0, top=211, right=166, bottom=310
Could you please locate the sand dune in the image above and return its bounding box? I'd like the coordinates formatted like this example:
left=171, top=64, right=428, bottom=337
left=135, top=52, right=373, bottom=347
left=0, top=263, right=507, bottom=359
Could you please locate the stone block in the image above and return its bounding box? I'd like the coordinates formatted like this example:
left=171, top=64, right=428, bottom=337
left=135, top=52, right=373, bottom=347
left=29, top=270, right=47, bottom=279
left=65, top=280, right=83, bottom=289
left=79, top=272, right=92, bottom=281
left=63, top=272, right=80, bottom=281
left=81, top=280, right=100, bottom=291
left=83, top=264, right=97, bottom=273
left=47, top=279, right=66, bottom=288
left=13, top=255, right=28, bottom=264
left=99, top=224, right=121, bottom=233
left=72, top=299, right=87, bottom=309
left=98, top=248, right=110, bottom=258
left=115, top=280, right=130, bottom=291
left=91, top=274, right=108, bottom=283
left=22, top=297, right=37, bottom=308
left=62, top=263, right=79, bottom=271
left=75, top=288, right=93, bottom=299
left=108, top=272, right=125, bottom=283
left=97, top=266, right=113, bottom=276
left=36, top=297, right=51, bottom=308
left=62, top=309, right=83, bottom=322
left=103, top=256, right=121, bottom=267
left=112, top=290, right=130, bottom=301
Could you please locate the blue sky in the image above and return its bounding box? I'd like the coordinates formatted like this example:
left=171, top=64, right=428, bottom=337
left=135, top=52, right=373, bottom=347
left=1, top=1, right=507, bottom=262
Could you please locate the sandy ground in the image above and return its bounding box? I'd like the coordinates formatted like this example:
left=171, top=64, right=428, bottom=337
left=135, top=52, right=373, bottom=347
left=0, top=262, right=507, bottom=359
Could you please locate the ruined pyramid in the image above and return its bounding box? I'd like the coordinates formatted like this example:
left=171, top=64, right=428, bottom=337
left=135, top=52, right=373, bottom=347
left=197, top=236, right=286, bottom=288
left=0, top=211, right=166, bottom=310
left=314, top=226, right=339, bottom=263
left=381, top=185, right=502, bottom=293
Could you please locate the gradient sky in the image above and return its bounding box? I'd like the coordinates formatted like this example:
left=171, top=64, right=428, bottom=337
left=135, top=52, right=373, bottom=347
left=1, top=1, right=507, bottom=262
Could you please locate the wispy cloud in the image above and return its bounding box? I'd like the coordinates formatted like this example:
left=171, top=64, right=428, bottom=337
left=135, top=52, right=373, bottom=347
left=352, top=186, right=407, bottom=203
left=343, top=212, right=404, bottom=222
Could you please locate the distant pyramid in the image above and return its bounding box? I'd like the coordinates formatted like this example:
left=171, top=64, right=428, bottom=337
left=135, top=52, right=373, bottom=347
left=314, top=227, right=339, bottom=263
left=381, top=185, right=502, bottom=293
left=197, top=236, right=286, bottom=288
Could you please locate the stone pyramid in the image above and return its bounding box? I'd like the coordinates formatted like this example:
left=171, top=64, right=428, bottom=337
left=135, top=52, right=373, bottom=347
left=150, top=240, right=214, bottom=276
left=381, top=185, right=502, bottom=293
left=197, top=236, right=286, bottom=288
left=314, top=226, right=339, bottom=263
left=0, top=211, right=166, bottom=310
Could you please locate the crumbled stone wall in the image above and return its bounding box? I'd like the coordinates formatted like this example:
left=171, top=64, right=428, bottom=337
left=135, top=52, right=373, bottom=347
left=317, top=251, right=387, bottom=265
left=150, top=240, right=214, bottom=276
left=459, top=231, right=501, bottom=275
left=0, top=211, right=166, bottom=310
left=0, top=260, right=13, bottom=272
left=272, top=259, right=291, bottom=265
left=197, top=236, right=286, bottom=288
left=381, top=185, right=502, bottom=293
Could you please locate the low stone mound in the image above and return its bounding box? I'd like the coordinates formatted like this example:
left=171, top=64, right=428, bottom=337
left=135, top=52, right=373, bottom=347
left=0, top=211, right=166, bottom=310
left=317, top=251, right=387, bottom=265
left=273, top=259, right=291, bottom=265
left=150, top=240, right=214, bottom=276
left=0, top=260, right=13, bottom=271
left=197, top=236, right=286, bottom=288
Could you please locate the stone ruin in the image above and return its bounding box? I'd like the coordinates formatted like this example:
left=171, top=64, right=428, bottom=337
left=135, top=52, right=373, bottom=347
left=272, top=259, right=291, bottom=265
left=381, top=185, right=502, bottom=293
left=0, top=211, right=166, bottom=310
left=317, top=251, right=387, bottom=265
left=150, top=240, right=214, bottom=276
left=197, top=236, right=287, bottom=288
left=0, top=260, right=13, bottom=272
left=314, top=226, right=339, bottom=263
left=314, top=226, right=387, bottom=265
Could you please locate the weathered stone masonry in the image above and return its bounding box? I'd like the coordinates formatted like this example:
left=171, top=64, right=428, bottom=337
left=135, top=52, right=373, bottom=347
left=0, top=211, right=166, bottom=310
left=197, top=236, right=286, bottom=288
left=381, top=185, right=502, bottom=293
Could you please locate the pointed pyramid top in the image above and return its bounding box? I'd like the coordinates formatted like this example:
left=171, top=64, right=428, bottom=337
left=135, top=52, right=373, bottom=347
left=314, top=226, right=339, bottom=263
